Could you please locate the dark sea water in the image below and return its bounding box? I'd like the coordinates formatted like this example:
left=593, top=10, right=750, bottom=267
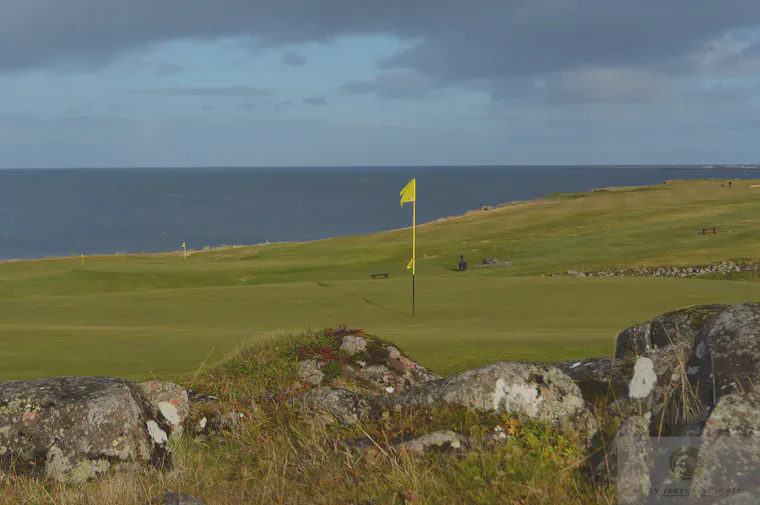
left=0, top=166, right=756, bottom=260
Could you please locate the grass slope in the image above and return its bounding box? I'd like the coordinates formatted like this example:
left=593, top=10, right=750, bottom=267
left=2, top=178, right=760, bottom=380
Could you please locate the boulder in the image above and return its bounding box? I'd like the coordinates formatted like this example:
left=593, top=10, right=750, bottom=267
left=690, top=392, right=760, bottom=500
left=340, top=335, right=369, bottom=355
left=148, top=492, right=207, bottom=505
left=395, top=362, right=595, bottom=437
left=137, top=380, right=189, bottom=437
left=292, top=387, right=384, bottom=425
left=607, top=305, right=729, bottom=435
left=330, top=335, right=439, bottom=394
left=0, top=376, right=174, bottom=483
left=597, top=416, right=653, bottom=505
left=555, top=352, right=682, bottom=424
left=692, top=303, right=760, bottom=403
left=615, top=305, right=727, bottom=360
left=554, top=357, right=613, bottom=404
left=297, top=359, right=325, bottom=386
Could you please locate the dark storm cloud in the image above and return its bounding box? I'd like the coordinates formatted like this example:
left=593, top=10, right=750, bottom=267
left=303, top=96, right=327, bottom=106
left=282, top=52, right=307, bottom=66
left=131, top=86, right=271, bottom=97
left=2, top=1, right=760, bottom=99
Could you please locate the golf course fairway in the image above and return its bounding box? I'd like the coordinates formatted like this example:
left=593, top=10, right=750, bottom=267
left=3, top=177, right=760, bottom=381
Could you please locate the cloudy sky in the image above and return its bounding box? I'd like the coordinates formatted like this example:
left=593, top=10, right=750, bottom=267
left=2, top=1, right=760, bottom=168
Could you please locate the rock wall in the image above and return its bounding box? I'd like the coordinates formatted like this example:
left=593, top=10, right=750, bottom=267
left=550, top=260, right=756, bottom=279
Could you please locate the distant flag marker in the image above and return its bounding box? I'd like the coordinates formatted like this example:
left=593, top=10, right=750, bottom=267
left=400, top=178, right=417, bottom=316
left=182, top=242, right=188, bottom=262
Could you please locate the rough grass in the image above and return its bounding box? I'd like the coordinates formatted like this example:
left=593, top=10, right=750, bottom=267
left=4, top=179, right=760, bottom=380
left=0, top=329, right=616, bottom=505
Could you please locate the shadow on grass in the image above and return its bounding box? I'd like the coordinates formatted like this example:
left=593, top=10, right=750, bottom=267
left=316, top=281, right=410, bottom=317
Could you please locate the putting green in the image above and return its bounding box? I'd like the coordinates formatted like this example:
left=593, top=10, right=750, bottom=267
left=1, top=275, right=759, bottom=380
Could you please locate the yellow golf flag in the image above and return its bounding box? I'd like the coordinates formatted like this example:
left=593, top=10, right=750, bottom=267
left=400, top=178, right=416, bottom=206
left=400, top=178, right=417, bottom=315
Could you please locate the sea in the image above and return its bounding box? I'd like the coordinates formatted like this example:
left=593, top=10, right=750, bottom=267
left=0, top=166, right=757, bottom=260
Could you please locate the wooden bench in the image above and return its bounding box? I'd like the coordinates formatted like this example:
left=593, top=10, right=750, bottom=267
left=370, top=273, right=389, bottom=279
left=702, top=228, right=717, bottom=235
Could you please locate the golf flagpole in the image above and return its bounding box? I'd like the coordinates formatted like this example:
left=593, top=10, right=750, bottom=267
left=400, top=178, right=416, bottom=316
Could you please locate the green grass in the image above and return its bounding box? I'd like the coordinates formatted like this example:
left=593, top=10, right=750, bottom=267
left=2, top=178, right=760, bottom=381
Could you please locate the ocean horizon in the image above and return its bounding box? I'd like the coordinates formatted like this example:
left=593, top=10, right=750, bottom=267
left=1, top=165, right=757, bottom=261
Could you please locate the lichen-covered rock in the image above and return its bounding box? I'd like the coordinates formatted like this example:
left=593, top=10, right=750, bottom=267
left=394, top=430, right=470, bottom=456
left=137, top=380, right=189, bottom=437
left=594, top=416, right=652, bottom=504
left=610, top=321, right=705, bottom=436
left=395, top=362, right=595, bottom=437
left=614, top=305, right=727, bottom=360
left=692, top=303, right=760, bottom=403
left=148, top=492, right=207, bottom=505
left=0, top=376, right=173, bottom=483
left=293, top=387, right=383, bottom=425
left=297, top=359, right=325, bottom=386
left=339, top=335, right=369, bottom=355
left=554, top=357, right=613, bottom=404
left=318, top=335, right=439, bottom=394
left=690, top=392, right=760, bottom=500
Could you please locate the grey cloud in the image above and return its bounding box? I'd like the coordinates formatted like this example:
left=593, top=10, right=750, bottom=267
left=238, top=98, right=294, bottom=111
left=341, top=70, right=443, bottom=99
left=131, top=86, right=271, bottom=97
left=691, top=82, right=760, bottom=104
left=275, top=100, right=294, bottom=112
left=3, top=2, right=760, bottom=77
left=303, top=96, right=327, bottom=106
left=2, top=1, right=760, bottom=106
left=283, top=52, right=307, bottom=66
left=154, top=62, right=185, bottom=76
left=542, top=67, right=666, bottom=105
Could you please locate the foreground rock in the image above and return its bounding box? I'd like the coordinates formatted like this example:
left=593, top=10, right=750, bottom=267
left=292, top=386, right=384, bottom=425
left=614, top=305, right=727, bottom=360
left=296, top=332, right=439, bottom=394
left=692, top=303, right=760, bottom=402
left=574, top=303, right=760, bottom=503
left=137, top=380, right=190, bottom=436
left=395, top=430, right=471, bottom=455
left=690, top=392, right=760, bottom=500
left=0, top=376, right=185, bottom=483
left=555, top=357, right=613, bottom=404
left=395, top=362, right=596, bottom=437
left=557, top=305, right=731, bottom=435
left=593, top=416, right=652, bottom=503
